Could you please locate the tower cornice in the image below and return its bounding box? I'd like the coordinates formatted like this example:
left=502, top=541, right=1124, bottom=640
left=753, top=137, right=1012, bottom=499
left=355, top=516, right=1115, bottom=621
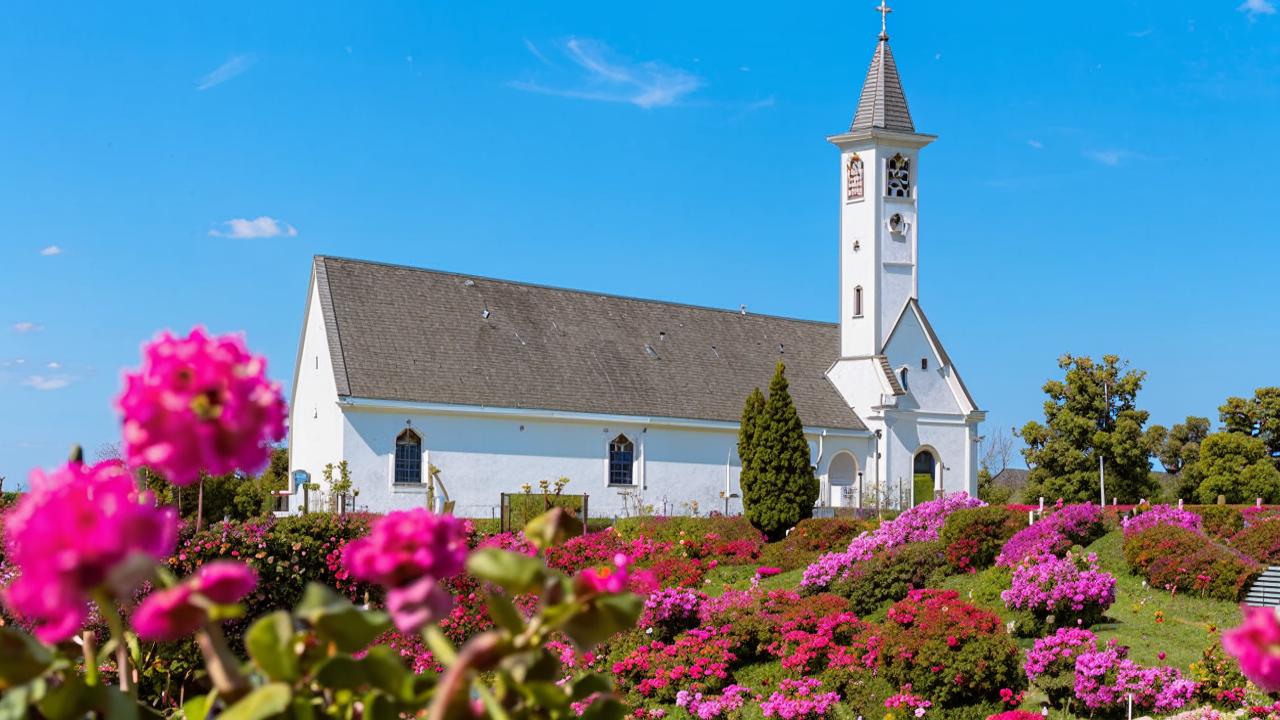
left=827, top=128, right=936, bottom=149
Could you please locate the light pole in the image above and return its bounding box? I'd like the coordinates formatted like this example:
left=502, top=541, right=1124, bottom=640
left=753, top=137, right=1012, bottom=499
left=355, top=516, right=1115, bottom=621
left=1099, top=379, right=1108, bottom=507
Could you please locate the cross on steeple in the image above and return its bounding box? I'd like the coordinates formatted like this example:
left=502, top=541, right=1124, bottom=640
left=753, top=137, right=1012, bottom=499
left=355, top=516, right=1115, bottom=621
left=876, top=0, right=892, bottom=40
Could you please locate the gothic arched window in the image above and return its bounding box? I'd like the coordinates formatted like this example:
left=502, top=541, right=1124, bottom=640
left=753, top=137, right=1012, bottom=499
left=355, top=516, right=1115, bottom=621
left=394, top=429, right=422, bottom=484
left=853, top=286, right=864, bottom=317
left=886, top=154, right=911, bottom=198
left=846, top=153, right=865, bottom=202
left=899, top=367, right=910, bottom=391
left=608, top=434, right=635, bottom=486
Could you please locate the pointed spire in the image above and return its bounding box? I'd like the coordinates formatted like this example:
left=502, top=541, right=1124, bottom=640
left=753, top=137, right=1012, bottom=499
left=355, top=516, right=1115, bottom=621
left=850, top=9, right=915, bottom=133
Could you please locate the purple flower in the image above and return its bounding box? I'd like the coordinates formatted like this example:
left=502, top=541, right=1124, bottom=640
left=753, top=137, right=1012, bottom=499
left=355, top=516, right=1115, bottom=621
left=1122, top=505, right=1203, bottom=537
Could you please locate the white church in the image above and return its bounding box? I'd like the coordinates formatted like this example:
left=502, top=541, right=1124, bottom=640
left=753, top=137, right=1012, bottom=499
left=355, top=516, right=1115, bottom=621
left=286, top=19, right=984, bottom=519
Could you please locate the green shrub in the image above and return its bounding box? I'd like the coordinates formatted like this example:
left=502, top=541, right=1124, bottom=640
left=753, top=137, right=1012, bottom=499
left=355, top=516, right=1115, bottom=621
left=829, top=540, right=951, bottom=615
left=759, top=517, right=875, bottom=571
left=614, top=515, right=761, bottom=545
left=1123, top=524, right=1262, bottom=601
left=1199, top=505, right=1245, bottom=540
left=1189, top=631, right=1249, bottom=703
left=1229, top=517, right=1280, bottom=564
left=939, top=506, right=1024, bottom=571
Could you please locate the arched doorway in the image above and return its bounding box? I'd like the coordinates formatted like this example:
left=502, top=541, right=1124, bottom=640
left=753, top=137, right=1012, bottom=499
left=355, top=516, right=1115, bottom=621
left=828, top=452, right=858, bottom=508
left=913, top=449, right=939, bottom=506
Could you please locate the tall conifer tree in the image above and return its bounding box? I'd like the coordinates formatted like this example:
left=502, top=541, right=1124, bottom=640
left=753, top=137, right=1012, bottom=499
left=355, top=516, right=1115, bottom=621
left=737, top=387, right=766, bottom=501
left=740, top=363, right=819, bottom=539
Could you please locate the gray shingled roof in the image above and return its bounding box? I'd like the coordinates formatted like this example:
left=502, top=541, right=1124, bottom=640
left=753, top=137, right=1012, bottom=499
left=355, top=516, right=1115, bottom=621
left=850, top=38, right=915, bottom=133
left=314, top=256, right=866, bottom=431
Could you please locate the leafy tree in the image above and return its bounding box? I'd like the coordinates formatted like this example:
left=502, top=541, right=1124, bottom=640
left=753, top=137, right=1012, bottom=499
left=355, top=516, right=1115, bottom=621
left=1220, top=387, right=1280, bottom=469
left=1146, top=416, right=1210, bottom=499
left=977, top=430, right=1015, bottom=504
left=739, top=362, right=819, bottom=540
left=737, top=387, right=766, bottom=502
left=1186, top=432, right=1280, bottom=504
left=1018, top=354, right=1157, bottom=503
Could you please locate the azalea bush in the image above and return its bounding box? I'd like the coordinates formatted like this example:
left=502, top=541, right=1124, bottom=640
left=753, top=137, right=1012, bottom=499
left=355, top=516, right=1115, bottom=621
left=1121, top=503, right=1204, bottom=537
left=996, top=503, right=1105, bottom=568
left=938, top=506, right=1024, bottom=572
left=0, top=327, right=644, bottom=720
left=1200, top=505, right=1246, bottom=540
left=1073, top=642, right=1198, bottom=716
left=1024, top=627, right=1099, bottom=705
left=1229, top=517, right=1280, bottom=565
left=802, top=493, right=983, bottom=590
left=610, top=626, right=738, bottom=703
left=758, top=517, right=873, bottom=571
left=1124, top=524, right=1262, bottom=600
left=1001, top=551, right=1116, bottom=633
left=828, top=540, right=950, bottom=615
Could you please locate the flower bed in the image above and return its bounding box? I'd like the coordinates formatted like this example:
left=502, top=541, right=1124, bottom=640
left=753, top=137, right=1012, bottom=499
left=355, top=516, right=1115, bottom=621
left=1229, top=517, right=1280, bottom=565
left=802, top=493, right=984, bottom=590
left=1122, top=504, right=1204, bottom=537
left=939, top=506, right=1025, bottom=572
left=996, top=503, right=1105, bottom=568
left=1001, top=551, right=1116, bottom=632
left=611, top=626, right=739, bottom=702
left=1074, top=643, right=1198, bottom=715
left=1123, top=524, right=1262, bottom=601
left=1024, top=627, right=1100, bottom=705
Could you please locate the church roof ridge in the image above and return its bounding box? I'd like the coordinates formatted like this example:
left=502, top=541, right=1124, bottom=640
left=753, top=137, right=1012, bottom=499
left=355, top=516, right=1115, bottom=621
left=312, top=254, right=838, bottom=329
left=849, top=34, right=916, bottom=133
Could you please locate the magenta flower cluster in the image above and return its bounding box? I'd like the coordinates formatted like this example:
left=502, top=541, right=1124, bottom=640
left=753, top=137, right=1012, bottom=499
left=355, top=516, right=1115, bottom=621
left=117, top=327, right=286, bottom=486
left=802, top=493, right=984, bottom=589
left=133, top=561, right=258, bottom=642
left=640, top=587, right=705, bottom=632
left=341, top=508, right=470, bottom=632
left=759, top=678, right=840, bottom=719
left=1024, top=627, right=1099, bottom=683
left=2, top=460, right=178, bottom=642
left=1073, top=643, right=1198, bottom=713
left=1001, top=551, right=1116, bottom=623
left=997, top=503, right=1103, bottom=568
left=1121, top=504, right=1204, bottom=537
left=676, top=684, right=751, bottom=720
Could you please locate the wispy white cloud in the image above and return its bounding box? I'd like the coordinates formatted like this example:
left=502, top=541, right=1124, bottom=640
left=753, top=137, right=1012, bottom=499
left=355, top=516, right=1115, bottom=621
left=1027, top=139, right=1044, bottom=150
left=1128, top=28, right=1154, bottom=38
left=22, top=375, right=72, bottom=391
left=1085, top=149, right=1131, bottom=167
left=197, top=54, right=256, bottom=91
left=511, top=37, right=702, bottom=109
left=1240, top=0, right=1277, bottom=19
left=209, top=216, right=298, bottom=239
left=46, top=361, right=61, bottom=369
left=39, top=245, right=62, bottom=256
left=523, top=39, right=555, bottom=67
left=12, top=322, right=42, bottom=334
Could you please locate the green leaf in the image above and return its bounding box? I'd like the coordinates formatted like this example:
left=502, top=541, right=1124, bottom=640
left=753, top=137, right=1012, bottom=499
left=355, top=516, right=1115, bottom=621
left=245, top=611, right=299, bottom=682
left=0, top=626, right=53, bottom=690
left=579, top=696, right=625, bottom=720
left=466, top=549, right=546, bottom=594
left=569, top=673, right=613, bottom=702
left=422, top=626, right=457, bottom=666
left=523, top=508, right=583, bottom=551
left=360, top=646, right=410, bottom=698
left=484, top=592, right=525, bottom=634
left=218, top=683, right=292, bottom=720
left=363, top=692, right=397, bottom=720
left=98, top=686, right=140, bottom=720
left=520, top=681, right=569, bottom=712
left=37, top=674, right=93, bottom=720
left=294, top=583, right=390, bottom=653
left=500, top=649, right=560, bottom=685
left=314, top=656, right=368, bottom=691
left=180, top=694, right=213, bottom=720
left=561, top=593, right=643, bottom=649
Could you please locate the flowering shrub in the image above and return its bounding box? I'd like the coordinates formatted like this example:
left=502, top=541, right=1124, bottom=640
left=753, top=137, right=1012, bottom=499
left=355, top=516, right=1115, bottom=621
left=1122, top=504, right=1204, bottom=537
left=676, top=684, right=751, bottom=720
left=829, top=540, right=950, bottom=615
left=611, top=626, right=738, bottom=702
left=802, top=493, right=984, bottom=590
left=759, top=678, right=841, bottom=719
left=1001, top=551, right=1116, bottom=632
left=938, top=506, right=1024, bottom=572
left=545, top=528, right=664, bottom=575
left=1124, top=524, right=1262, bottom=601
left=884, top=689, right=932, bottom=718
left=1024, top=627, right=1098, bottom=704
left=996, top=503, right=1105, bottom=568
left=1190, top=628, right=1249, bottom=704
left=766, top=610, right=877, bottom=675
left=1074, top=643, right=1198, bottom=715
left=760, top=518, right=874, bottom=571
left=640, top=588, right=705, bottom=641
left=879, top=589, right=1024, bottom=708
left=985, top=712, right=1043, bottom=720
left=700, top=589, right=850, bottom=663
left=1199, top=505, right=1245, bottom=539
left=1229, top=517, right=1280, bottom=565
left=641, top=556, right=709, bottom=589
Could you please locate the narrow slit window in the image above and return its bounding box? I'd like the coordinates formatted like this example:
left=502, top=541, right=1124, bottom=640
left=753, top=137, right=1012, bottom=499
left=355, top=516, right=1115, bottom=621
left=853, top=286, right=864, bottom=317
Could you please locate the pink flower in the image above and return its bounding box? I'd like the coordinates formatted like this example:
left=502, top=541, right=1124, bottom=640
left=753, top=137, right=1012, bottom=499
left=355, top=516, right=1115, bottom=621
left=117, top=327, right=286, bottom=486
left=132, top=560, right=258, bottom=642
left=1223, top=606, right=1280, bottom=692
left=580, top=554, right=631, bottom=594
left=341, top=509, right=469, bottom=633
left=1, top=460, right=177, bottom=642
left=756, top=566, right=782, bottom=578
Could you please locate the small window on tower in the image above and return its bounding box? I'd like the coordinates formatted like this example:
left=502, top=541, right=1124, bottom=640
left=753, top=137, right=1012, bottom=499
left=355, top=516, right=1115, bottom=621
left=886, top=154, right=911, bottom=198
left=853, top=286, right=864, bottom=317
left=899, top=367, right=910, bottom=391
left=921, top=358, right=928, bottom=370
left=846, top=154, right=865, bottom=202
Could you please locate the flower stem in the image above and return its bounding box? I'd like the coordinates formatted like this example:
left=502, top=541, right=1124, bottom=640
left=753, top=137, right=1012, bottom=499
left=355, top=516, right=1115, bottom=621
left=82, top=630, right=99, bottom=686
left=195, top=622, right=249, bottom=702
left=91, top=589, right=135, bottom=701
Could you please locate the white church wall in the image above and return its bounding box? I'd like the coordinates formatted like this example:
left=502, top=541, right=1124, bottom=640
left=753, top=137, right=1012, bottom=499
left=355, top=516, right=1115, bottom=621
left=882, top=413, right=977, bottom=504
left=287, top=279, right=344, bottom=509
left=882, top=309, right=962, bottom=416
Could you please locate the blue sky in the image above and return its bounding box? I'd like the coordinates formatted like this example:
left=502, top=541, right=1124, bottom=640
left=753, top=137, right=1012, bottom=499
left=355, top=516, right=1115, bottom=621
left=2, top=1, right=1278, bottom=487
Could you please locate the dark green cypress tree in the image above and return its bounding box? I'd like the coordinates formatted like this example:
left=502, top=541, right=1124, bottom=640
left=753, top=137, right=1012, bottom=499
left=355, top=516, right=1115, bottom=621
left=741, top=362, right=819, bottom=540
left=737, top=387, right=766, bottom=501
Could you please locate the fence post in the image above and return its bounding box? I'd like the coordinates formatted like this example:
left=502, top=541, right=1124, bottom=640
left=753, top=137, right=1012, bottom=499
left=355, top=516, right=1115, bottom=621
left=583, top=494, right=590, bottom=536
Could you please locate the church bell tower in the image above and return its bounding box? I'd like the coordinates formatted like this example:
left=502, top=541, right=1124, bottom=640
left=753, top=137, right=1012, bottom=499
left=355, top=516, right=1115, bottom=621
left=831, top=3, right=936, bottom=359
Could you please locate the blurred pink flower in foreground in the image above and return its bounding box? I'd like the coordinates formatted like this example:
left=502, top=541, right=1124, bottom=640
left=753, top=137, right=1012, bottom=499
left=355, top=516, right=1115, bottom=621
left=342, top=509, right=469, bottom=633
left=117, top=327, right=286, bottom=486
left=580, top=553, right=631, bottom=594
left=133, top=561, right=258, bottom=642
left=1, top=460, right=177, bottom=642
left=1223, top=606, right=1280, bottom=692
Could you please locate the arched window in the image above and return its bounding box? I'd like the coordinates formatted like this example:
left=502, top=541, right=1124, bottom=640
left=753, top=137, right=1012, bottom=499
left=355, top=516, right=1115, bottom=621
left=886, top=154, right=911, bottom=198
left=394, top=429, right=422, bottom=484
left=608, top=434, right=635, bottom=486
left=899, top=367, right=909, bottom=391
left=853, top=286, right=864, bottom=317
left=846, top=153, right=865, bottom=202
left=827, top=452, right=859, bottom=508
left=912, top=449, right=939, bottom=506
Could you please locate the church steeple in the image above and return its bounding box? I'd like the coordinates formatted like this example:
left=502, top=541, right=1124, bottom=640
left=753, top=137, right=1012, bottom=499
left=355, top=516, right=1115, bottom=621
left=850, top=3, right=915, bottom=133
